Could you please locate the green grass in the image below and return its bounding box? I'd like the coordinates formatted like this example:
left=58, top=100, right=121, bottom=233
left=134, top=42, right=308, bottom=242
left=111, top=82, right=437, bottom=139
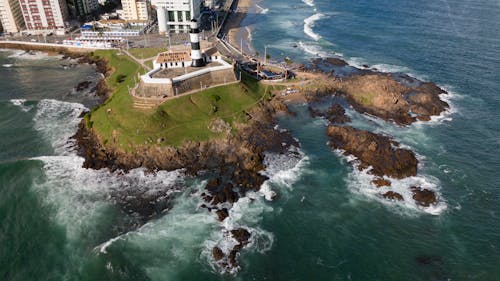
left=128, top=47, right=167, bottom=60
left=88, top=50, right=271, bottom=150
left=145, top=59, right=154, bottom=69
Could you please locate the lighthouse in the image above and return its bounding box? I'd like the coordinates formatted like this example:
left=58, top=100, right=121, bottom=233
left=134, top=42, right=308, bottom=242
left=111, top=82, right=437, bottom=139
left=190, top=19, right=205, bottom=67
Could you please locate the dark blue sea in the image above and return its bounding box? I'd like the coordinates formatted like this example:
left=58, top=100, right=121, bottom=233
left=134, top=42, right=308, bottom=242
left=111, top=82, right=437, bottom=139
left=1, top=0, right=500, bottom=280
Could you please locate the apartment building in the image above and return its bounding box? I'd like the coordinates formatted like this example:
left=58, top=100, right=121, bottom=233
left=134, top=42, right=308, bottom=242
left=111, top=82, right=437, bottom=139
left=18, top=0, right=69, bottom=35
left=0, top=0, right=25, bottom=33
left=121, top=0, right=150, bottom=21
left=152, top=0, right=202, bottom=34
left=68, top=0, right=98, bottom=19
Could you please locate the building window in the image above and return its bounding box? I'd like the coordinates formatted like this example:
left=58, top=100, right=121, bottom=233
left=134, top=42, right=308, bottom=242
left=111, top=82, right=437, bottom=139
left=186, top=11, right=191, bottom=21
left=168, top=11, right=174, bottom=21
left=177, top=11, right=183, bottom=22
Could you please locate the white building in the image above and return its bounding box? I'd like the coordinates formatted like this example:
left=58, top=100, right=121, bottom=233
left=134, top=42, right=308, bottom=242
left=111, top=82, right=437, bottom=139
left=18, top=0, right=68, bottom=35
left=121, top=0, right=150, bottom=21
left=0, top=0, right=25, bottom=33
left=152, top=0, right=202, bottom=34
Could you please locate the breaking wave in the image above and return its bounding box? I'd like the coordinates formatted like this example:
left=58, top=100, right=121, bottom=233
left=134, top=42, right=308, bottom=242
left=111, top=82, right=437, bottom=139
left=302, top=0, right=315, bottom=7
left=304, top=13, right=325, bottom=41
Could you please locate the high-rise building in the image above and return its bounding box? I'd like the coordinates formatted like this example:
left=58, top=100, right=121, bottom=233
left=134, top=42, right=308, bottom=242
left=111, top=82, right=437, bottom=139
left=122, top=0, right=150, bottom=21
left=0, top=0, right=25, bottom=33
left=18, top=0, right=69, bottom=34
left=152, top=0, right=202, bottom=34
left=67, top=0, right=98, bottom=20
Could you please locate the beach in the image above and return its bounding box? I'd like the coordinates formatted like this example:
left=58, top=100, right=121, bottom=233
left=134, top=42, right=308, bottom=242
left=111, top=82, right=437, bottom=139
left=224, top=0, right=257, bottom=55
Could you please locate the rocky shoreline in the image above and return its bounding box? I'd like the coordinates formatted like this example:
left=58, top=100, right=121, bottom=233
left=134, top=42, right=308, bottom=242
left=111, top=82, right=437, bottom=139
left=74, top=86, right=298, bottom=272
left=71, top=53, right=448, bottom=273
left=302, top=57, right=445, bottom=208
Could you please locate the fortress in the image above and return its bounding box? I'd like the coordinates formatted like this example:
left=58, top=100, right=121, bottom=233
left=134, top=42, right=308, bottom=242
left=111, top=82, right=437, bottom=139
left=133, top=19, right=238, bottom=108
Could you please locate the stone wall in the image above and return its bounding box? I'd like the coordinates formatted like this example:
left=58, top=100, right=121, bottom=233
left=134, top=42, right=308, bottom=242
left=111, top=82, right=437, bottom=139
left=174, top=68, right=237, bottom=95
left=135, top=81, right=174, bottom=98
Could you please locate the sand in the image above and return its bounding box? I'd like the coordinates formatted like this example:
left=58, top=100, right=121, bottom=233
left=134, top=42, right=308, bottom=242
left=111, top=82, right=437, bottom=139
left=224, top=0, right=256, bottom=55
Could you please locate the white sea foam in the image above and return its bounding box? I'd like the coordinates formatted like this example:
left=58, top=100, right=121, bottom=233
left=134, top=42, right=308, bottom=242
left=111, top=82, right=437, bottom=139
left=10, top=99, right=33, bottom=112
left=335, top=150, right=447, bottom=215
left=33, top=153, right=186, bottom=241
left=302, top=0, right=315, bottom=7
left=256, top=4, right=269, bottom=14
left=304, top=13, right=324, bottom=41
left=260, top=146, right=310, bottom=198
left=2, top=63, right=13, bottom=67
left=297, top=41, right=340, bottom=58
left=33, top=99, right=87, bottom=155
left=8, top=49, right=59, bottom=60
left=201, top=146, right=309, bottom=274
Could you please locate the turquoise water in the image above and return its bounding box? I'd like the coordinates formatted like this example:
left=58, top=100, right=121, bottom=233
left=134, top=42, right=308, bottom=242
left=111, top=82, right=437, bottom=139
left=2, top=0, right=500, bottom=279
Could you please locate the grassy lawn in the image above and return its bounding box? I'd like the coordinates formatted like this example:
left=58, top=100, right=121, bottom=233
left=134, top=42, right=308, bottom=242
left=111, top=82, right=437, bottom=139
left=88, top=50, right=271, bottom=150
left=145, top=59, right=154, bottom=69
left=128, top=47, right=167, bottom=60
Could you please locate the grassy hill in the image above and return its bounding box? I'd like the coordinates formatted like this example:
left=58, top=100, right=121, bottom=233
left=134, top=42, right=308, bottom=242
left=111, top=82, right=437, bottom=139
left=87, top=50, right=272, bottom=150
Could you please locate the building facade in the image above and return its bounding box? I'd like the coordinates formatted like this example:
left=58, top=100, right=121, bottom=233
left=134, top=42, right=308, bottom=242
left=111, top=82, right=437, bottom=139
left=67, top=0, right=98, bottom=20
left=121, top=0, right=150, bottom=21
left=18, top=0, right=69, bottom=34
left=152, top=0, right=201, bottom=34
left=0, top=0, right=25, bottom=33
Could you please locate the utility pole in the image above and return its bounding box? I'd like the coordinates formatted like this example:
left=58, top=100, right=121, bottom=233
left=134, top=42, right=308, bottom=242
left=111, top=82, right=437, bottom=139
left=264, top=45, right=268, bottom=65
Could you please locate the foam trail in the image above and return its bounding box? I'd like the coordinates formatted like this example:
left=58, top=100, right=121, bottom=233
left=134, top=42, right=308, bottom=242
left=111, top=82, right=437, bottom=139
left=302, top=0, right=315, bottom=7
left=10, top=99, right=33, bottom=112
left=256, top=4, right=269, bottom=14
left=304, top=13, right=324, bottom=41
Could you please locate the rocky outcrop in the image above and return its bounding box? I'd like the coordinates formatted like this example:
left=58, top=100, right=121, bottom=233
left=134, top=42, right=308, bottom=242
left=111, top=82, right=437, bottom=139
left=372, top=177, right=392, bottom=187
left=304, top=58, right=449, bottom=125
left=411, top=186, right=437, bottom=207
left=383, top=191, right=404, bottom=201
left=327, top=125, right=417, bottom=178
left=212, top=228, right=252, bottom=271
left=309, top=103, right=351, bottom=124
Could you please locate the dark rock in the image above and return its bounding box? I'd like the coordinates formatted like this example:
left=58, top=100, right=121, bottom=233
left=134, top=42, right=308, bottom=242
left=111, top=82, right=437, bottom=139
left=327, top=125, right=418, bottom=178
left=411, top=186, right=437, bottom=207
left=231, top=228, right=251, bottom=245
left=215, top=208, right=229, bottom=221
left=372, top=177, right=391, bottom=187
left=212, top=246, right=225, bottom=261
left=326, top=104, right=351, bottom=124
left=415, top=255, right=443, bottom=266
left=76, top=80, right=92, bottom=92
left=383, top=191, right=404, bottom=201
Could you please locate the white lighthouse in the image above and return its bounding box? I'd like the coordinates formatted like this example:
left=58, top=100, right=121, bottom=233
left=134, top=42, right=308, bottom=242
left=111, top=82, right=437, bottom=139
left=190, top=19, right=205, bottom=67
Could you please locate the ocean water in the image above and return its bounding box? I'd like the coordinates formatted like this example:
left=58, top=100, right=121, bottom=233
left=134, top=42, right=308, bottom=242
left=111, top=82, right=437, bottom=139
left=1, top=0, right=500, bottom=280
